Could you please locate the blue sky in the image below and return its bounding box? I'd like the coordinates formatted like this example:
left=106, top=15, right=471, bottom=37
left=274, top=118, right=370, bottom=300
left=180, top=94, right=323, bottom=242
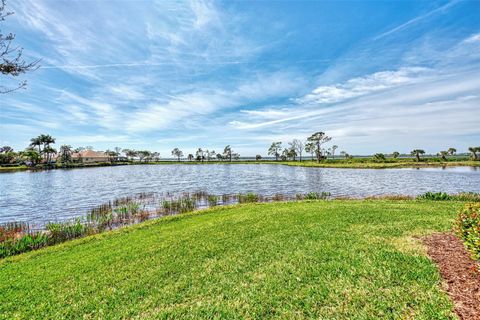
left=1, top=0, right=479, bottom=156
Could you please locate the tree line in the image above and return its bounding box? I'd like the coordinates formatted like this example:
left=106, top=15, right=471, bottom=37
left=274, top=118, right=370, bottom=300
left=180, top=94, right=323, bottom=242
left=0, top=133, right=479, bottom=166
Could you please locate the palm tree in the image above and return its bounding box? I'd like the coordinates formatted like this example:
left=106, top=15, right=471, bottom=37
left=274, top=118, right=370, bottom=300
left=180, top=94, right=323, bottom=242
left=392, top=151, right=400, bottom=159
left=410, top=149, right=425, bottom=162
left=447, top=148, right=456, bottom=156
left=171, top=148, right=183, bottom=161
left=43, top=146, right=56, bottom=165
left=469, top=147, right=479, bottom=160
left=268, top=142, right=282, bottom=161
left=307, top=132, right=332, bottom=163
left=59, top=145, right=72, bottom=164
left=29, top=136, right=42, bottom=153
left=437, top=151, right=448, bottom=161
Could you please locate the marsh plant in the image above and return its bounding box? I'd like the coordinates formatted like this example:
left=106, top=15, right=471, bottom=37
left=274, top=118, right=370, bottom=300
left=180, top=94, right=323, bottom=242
left=6, top=190, right=475, bottom=258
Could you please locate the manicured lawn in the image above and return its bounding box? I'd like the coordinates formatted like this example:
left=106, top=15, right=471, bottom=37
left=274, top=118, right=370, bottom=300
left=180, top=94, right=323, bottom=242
left=0, top=201, right=463, bottom=319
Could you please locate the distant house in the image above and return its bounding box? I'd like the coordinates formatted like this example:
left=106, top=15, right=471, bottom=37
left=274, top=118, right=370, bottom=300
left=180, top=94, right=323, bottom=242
left=70, top=150, right=110, bottom=163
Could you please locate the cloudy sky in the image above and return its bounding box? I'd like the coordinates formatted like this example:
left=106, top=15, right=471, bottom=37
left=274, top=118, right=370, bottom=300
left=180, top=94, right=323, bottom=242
left=1, top=0, right=479, bottom=156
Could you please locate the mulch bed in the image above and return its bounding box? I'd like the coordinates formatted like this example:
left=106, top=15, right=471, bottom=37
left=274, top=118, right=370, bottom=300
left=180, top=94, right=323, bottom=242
left=423, top=233, right=480, bottom=320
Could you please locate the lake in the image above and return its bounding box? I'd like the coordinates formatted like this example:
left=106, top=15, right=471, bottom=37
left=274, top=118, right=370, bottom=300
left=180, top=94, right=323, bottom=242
left=0, top=164, right=479, bottom=224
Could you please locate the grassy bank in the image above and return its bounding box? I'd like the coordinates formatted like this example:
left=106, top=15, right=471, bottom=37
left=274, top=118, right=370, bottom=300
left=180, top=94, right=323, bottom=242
left=1, top=157, right=478, bottom=172
left=0, top=200, right=465, bottom=319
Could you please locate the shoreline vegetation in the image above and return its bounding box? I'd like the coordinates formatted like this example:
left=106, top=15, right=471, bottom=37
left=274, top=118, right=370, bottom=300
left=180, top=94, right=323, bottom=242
left=1, top=132, right=479, bottom=172
left=1, top=199, right=478, bottom=318
left=1, top=157, right=479, bottom=172
left=2, top=191, right=479, bottom=258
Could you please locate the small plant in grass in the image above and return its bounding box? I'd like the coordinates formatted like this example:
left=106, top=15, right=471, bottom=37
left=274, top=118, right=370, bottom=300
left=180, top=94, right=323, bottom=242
left=417, top=192, right=452, bottom=200
left=304, top=192, right=331, bottom=200
left=207, top=195, right=218, bottom=206
left=238, top=193, right=259, bottom=203
left=0, top=233, right=49, bottom=258
left=417, top=192, right=480, bottom=201
left=454, top=202, right=480, bottom=260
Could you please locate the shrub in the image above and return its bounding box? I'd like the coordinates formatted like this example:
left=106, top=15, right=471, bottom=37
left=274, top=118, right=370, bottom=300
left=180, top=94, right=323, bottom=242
left=417, top=192, right=480, bottom=201
left=372, top=153, right=386, bottom=162
left=304, top=192, right=331, bottom=200
left=417, top=192, right=452, bottom=200
left=238, top=193, right=259, bottom=203
left=454, top=202, right=480, bottom=260
left=0, top=233, right=49, bottom=258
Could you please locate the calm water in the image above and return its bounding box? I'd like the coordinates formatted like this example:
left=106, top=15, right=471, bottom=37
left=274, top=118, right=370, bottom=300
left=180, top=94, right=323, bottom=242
left=0, top=164, right=479, bottom=224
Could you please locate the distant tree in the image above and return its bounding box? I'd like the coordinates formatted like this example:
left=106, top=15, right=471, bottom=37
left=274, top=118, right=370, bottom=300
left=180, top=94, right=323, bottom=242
left=437, top=150, right=448, bottom=161
left=255, top=154, right=262, bottom=161
left=372, top=153, right=386, bottom=162
left=331, top=145, right=338, bottom=160
left=105, top=149, right=119, bottom=163
left=268, top=142, right=282, bottom=161
left=0, top=145, right=12, bottom=153
left=171, top=148, right=183, bottom=161
left=216, top=153, right=223, bottom=161
left=0, top=145, right=15, bottom=164
left=469, top=147, right=479, bottom=160
left=340, top=151, right=349, bottom=159
left=137, top=150, right=150, bottom=162
left=122, top=149, right=137, bottom=161
left=29, top=136, right=42, bottom=153
left=447, top=148, right=456, bottom=156
left=289, top=139, right=304, bottom=161
left=0, top=0, right=39, bottom=94
left=286, top=148, right=297, bottom=161
left=59, top=145, right=72, bottom=164
left=208, top=150, right=216, bottom=161
left=187, top=153, right=194, bottom=161
left=305, top=142, right=315, bottom=160
left=223, top=145, right=232, bottom=162
left=196, top=148, right=205, bottom=162
left=151, top=152, right=160, bottom=161
left=43, top=146, right=56, bottom=165
left=232, top=152, right=240, bottom=160
left=410, top=149, right=425, bottom=162
left=307, top=132, right=332, bottom=163
left=21, top=148, right=41, bottom=166
left=392, top=151, right=400, bottom=159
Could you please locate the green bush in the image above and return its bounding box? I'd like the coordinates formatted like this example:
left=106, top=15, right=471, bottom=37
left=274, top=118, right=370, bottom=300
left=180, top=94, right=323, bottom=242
left=417, top=192, right=480, bottom=201
left=304, top=192, right=331, bottom=200
left=238, top=193, right=259, bottom=203
left=454, top=202, right=480, bottom=260
left=0, top=233, right=49, bottom=258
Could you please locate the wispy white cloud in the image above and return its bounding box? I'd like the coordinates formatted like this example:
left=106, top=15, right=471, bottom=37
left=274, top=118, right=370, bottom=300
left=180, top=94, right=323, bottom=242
left=374, top=0, right=461, bottom=40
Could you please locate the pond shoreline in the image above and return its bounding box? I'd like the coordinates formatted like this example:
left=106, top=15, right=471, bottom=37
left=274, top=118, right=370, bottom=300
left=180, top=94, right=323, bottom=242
left=1, top=159, right=479, bottom=172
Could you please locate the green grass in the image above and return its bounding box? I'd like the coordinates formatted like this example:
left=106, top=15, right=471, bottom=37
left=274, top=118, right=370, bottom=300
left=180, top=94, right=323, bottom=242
left=0, top=200, right=463, bottom=319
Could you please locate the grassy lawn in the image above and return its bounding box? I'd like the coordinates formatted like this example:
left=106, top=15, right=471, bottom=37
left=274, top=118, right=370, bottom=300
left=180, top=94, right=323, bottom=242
left=0, top=200, right=463, bottom=319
